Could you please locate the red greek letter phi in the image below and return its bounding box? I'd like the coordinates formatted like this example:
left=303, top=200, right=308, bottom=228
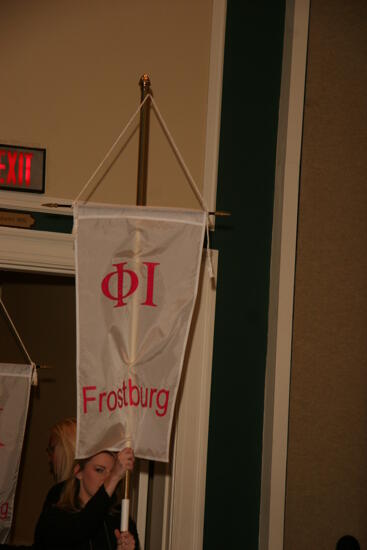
left=101, top=262, right=159, bottom=308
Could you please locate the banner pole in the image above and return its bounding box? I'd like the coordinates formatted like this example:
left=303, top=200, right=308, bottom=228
left=121, top=74, right=152, bottom=534
left=136, top=73, right=151, bottom=206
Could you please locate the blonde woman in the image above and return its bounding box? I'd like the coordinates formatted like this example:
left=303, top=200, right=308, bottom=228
left=34, top=448, right=139, bottom=550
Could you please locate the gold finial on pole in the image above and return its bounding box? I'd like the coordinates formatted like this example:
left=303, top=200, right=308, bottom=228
left=136, top=74, right=152, bottom=206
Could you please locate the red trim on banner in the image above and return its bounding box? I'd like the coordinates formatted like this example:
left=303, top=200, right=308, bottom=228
left=0, top=406, right=4, bottom=447
left=0, top=502, right=9, bottom=520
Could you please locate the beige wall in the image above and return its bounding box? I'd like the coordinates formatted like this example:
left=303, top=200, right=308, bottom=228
left=1, top=0, right=213, bottom=209
left=0, top=2, right=215, bottom=545
left=284, top=1, right=367, bottom=548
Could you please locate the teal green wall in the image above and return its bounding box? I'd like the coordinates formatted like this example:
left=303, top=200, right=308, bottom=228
left=203, top=3, right=285, bottom=548
left=0, top=208, right=73, bottom=233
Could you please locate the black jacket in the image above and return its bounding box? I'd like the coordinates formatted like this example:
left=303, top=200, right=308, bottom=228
left=0, top=484, right=63, bottom=550
left=8, top=484, right=139, bottom=550
left=34, top=485, right=140, bottom=550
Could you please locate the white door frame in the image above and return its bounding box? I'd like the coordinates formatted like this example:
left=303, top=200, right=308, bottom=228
left=259, top=1, right=310, bottom=549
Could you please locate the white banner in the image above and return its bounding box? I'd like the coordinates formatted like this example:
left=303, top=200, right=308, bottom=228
left=0, top=363, right=32, bottom=544
left=75, top=204, right=206, bottom=462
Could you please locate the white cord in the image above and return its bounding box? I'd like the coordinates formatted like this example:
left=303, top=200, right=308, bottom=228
left=149, top=95, right=207, bottom=212
left=0, top=297, right=37, bottom=384
left=72, top=93, right=215, bottom=278
left=73, top=93, right=151, bottom=205
left=0, top=297, right=33, bottom=365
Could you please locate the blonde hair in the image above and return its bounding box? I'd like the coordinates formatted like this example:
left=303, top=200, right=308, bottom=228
left=57, top=452, right=122, bottom=512
left=57, top=458, right=87, bottom=512
left=50, top=418, right=76, bottom=483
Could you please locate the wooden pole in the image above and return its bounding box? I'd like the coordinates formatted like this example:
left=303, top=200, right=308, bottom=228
left=122, top=74, right=152, bottom=534
left=136, top=74, right=151, bottom=206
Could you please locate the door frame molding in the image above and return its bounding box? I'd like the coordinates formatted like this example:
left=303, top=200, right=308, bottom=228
left=259, top=1, right=310, bottom=549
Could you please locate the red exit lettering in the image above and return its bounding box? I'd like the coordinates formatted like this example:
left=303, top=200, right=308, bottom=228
left=0, top=150, right=33, bottom=186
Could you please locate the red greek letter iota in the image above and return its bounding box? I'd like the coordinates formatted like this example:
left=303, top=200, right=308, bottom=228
left=101, top=262, right=159, bottom=308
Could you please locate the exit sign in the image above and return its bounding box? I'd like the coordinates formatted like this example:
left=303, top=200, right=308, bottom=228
left=0, top=144, right=46, bottom=193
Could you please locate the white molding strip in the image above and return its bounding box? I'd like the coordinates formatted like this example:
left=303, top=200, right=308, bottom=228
left=259, top=1, right=310, bottom=549
left=167, top=251, right=218, bottom=550
left=0, top=191, right=72, bottom=215
left=0, top=193, right=74, bottom=274
left=136, top=460, right=149, bottom=548
left=0, top=226, right=74, bottom=274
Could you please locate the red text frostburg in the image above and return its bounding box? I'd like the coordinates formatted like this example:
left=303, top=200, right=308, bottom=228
left=82, top=378, right=170, bottom=417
